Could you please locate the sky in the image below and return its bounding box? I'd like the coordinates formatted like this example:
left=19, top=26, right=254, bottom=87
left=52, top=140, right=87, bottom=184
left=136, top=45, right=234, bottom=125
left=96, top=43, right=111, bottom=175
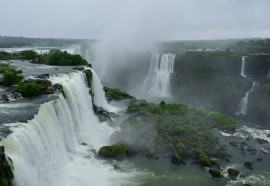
left=0, top=0, right=270, bottom=40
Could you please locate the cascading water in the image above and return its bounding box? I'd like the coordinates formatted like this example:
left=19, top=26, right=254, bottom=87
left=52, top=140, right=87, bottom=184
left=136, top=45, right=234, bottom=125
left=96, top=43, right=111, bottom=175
left=240, top=56, right=247, bottom=77
left=91, top=69, right=117, bottom=112
left=235, top=81, right=257, bottom=115
left=1, top=71, right=133, bottom=186
left=143, top=53, right=175, bottom=97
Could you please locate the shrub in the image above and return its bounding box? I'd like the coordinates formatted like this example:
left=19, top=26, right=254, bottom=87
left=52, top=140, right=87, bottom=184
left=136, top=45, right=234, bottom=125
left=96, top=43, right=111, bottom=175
left=16, top=82, right=41, bottom=97
left=19, top=50, right=38, bottom=60
left=1, top=69, right=23, bottom=86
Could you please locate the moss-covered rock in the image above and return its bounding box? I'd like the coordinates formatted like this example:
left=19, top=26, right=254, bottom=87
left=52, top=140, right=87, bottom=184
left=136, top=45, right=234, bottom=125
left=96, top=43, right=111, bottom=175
left=198, top=153, right=212, bottom=167
left=98, top=143, right=133, bottom=161
left=227, top=168, right=240, bottom=176
left=104, top=87, right=134, bottom=101
left=0, top=146, right=14, bottom=186
left=209, top=168, right=221, bottom=178
left=244, top=161, right=253, bottom=170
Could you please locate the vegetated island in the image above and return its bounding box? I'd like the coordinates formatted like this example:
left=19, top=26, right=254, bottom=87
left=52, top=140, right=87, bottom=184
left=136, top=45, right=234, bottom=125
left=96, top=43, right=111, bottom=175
left=0, top=50, right=88, bottom=66
left=98, top=87, right=250, bottom=179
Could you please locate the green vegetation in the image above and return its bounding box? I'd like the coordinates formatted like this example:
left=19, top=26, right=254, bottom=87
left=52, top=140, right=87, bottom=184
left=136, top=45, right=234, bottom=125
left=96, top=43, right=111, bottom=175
left=0, top=50, right=88, bottom=66
left=110, top=99, right=236, bottom=166
left=37, top=50, right=88, bottom=66
left=16, top=80, right=54, bottom=97
left=0, top=69, right=23, bottom=86
left=16, top=82, right=41, bottom=97
left=244, top=161, right=253, bottom=170
left=104, top=87, right=134, bottom=101
left=227, top=168, right=240, bottom=176
left=209, top=168, right=221, bottom=178
left=0, top=147, right=14, bottom=186
left=0, top=63, right=10, bottom=73
left=98, top=143, right=134, bottom=160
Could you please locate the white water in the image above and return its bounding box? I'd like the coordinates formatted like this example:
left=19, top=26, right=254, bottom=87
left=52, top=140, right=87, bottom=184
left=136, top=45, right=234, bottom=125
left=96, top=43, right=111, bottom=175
left=1, top=71, right=135, bottom=186
left=235, top=81, right=257, bottom=115
left=91, top=69, right=120, bottom=113
left=143, top=53, right=175, bottom=97
left=240, top=56, right=247, bottom=77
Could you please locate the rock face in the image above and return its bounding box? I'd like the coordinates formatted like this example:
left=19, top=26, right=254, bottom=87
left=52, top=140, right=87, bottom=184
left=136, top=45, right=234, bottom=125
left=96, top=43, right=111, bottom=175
left=0, top=146, right=14, bottom=186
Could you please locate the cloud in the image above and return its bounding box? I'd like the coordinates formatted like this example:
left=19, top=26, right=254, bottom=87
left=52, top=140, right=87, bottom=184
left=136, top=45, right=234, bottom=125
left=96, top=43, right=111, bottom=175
left=0, top=0, right=269, bottom=40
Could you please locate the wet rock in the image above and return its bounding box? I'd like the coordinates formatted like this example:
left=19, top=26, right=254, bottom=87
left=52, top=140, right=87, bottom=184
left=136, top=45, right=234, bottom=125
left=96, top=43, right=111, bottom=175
left=244, top=161, right=253, bottom=170
left=36, top=73, right=50, bottom=79
left=209, top=168, right=221, bottom=178
left=227, top=168, right=240, bottom=176
left=256, top=157, right=263, bottom=162
left=73, top=66, right=84, bottom=71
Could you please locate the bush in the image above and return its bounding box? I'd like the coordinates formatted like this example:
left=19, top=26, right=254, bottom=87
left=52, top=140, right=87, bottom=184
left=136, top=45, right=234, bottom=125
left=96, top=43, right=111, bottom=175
left=38, top=50, right=88, bottom=66
left=19, top=50, right=38, bottom=60
left=103, top=87, right=134, bottom=101
left=1, top=69, right=23, bottom=86
left=16, top=82, right=41, bottom=97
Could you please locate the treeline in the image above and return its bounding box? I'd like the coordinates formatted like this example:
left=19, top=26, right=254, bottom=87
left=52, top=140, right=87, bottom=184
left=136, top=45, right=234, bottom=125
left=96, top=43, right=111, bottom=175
left=233, top=39, right=270, bottom=53
left=0, top=36, right=95, bottom=48
left=0, top=50, right=88, bottom=66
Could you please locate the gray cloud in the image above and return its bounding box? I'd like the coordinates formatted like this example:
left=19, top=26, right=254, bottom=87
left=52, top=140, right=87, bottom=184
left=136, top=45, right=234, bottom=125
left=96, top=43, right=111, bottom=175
left=0, top=0, right=270, bottom=40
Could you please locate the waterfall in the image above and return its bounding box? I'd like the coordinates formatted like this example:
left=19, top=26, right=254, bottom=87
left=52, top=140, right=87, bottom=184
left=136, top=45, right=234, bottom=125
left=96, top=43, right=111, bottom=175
left=235, top=81, right=257, bottom=115
left=143, top=53, right=175, bottom=97
left=241, top=56, right=247, bottom=77
left=1, top=71, right=132, bottom=186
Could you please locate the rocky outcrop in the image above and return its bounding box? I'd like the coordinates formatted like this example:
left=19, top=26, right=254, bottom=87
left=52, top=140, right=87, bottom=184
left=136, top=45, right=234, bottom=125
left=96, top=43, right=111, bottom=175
left=0, top=146, right=14, bottom=186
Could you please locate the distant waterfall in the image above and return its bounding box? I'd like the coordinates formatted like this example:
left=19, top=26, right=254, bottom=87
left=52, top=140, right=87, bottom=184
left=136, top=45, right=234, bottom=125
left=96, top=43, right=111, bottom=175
left=1, top=71, right=132, bottom=186
left=235, top=81, right=257, bottom=115
left=143, top=53, right=175, bottom=97
left=240, top=56, right=247, bottom=77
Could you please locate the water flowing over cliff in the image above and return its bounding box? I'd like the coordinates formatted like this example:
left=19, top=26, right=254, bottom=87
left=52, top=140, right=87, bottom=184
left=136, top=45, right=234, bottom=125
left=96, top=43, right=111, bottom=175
left=240, top=56, right=247, bottom=77
left=1, top=71, right=132, bottom=186
left=143, top=53, right=175, bottom=97
left=235, top=81, right=257, bottom=115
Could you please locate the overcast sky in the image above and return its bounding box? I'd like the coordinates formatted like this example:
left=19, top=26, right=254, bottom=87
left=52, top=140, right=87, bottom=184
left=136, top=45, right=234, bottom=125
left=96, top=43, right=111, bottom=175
left=0, top=0, right=270, bottom=40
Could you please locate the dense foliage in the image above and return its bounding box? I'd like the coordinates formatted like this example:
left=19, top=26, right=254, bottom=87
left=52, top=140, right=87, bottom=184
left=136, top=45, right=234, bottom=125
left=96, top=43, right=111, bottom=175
left=0, top=50, right=88, bottom=66
left=0, top=69, right=23, bottom=86
left=37, top=50, right=88, bottom=66
left=103, top=87, right=134, bottom=101
left=108, top=99, right=236, bottom=166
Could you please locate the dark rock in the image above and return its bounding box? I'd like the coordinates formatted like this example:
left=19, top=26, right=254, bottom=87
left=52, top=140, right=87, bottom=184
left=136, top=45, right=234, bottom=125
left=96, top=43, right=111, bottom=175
left=209, top=168, right=221, bottom=178
left=256, top=157, right=263, bottom=162
left=36, top=73, right=50, bottom=79
left=73, top=67, right=84, bottom=71
left=98, top=143, right=134, bottom=161
left=113, top=165, right=122, bottom=171
left=227, top=168, right=240, bottom=176
left=244, top=161, right=253, bottom=170
left=256, top=138, right=268, bottom=144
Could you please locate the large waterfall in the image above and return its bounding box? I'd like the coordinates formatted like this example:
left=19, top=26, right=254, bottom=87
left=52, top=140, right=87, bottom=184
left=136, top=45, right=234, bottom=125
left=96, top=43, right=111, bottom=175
left=235, top=81, right=257, bottom=115
left=143, top=53, right=175, bottom=97
left=240, top=56, right=247, bottom=77
left=1, top=71, right=132, bottom=186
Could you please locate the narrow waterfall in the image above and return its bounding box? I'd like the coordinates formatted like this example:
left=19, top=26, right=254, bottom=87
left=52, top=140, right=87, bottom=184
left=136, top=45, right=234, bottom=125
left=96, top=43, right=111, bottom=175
left=1, top=71, right=131, bottom=186
left=235, top=81, right=257, bottom=115
left=143, top=53, right=175, bottom=97
left=241, top=56, right=247, bottom=77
